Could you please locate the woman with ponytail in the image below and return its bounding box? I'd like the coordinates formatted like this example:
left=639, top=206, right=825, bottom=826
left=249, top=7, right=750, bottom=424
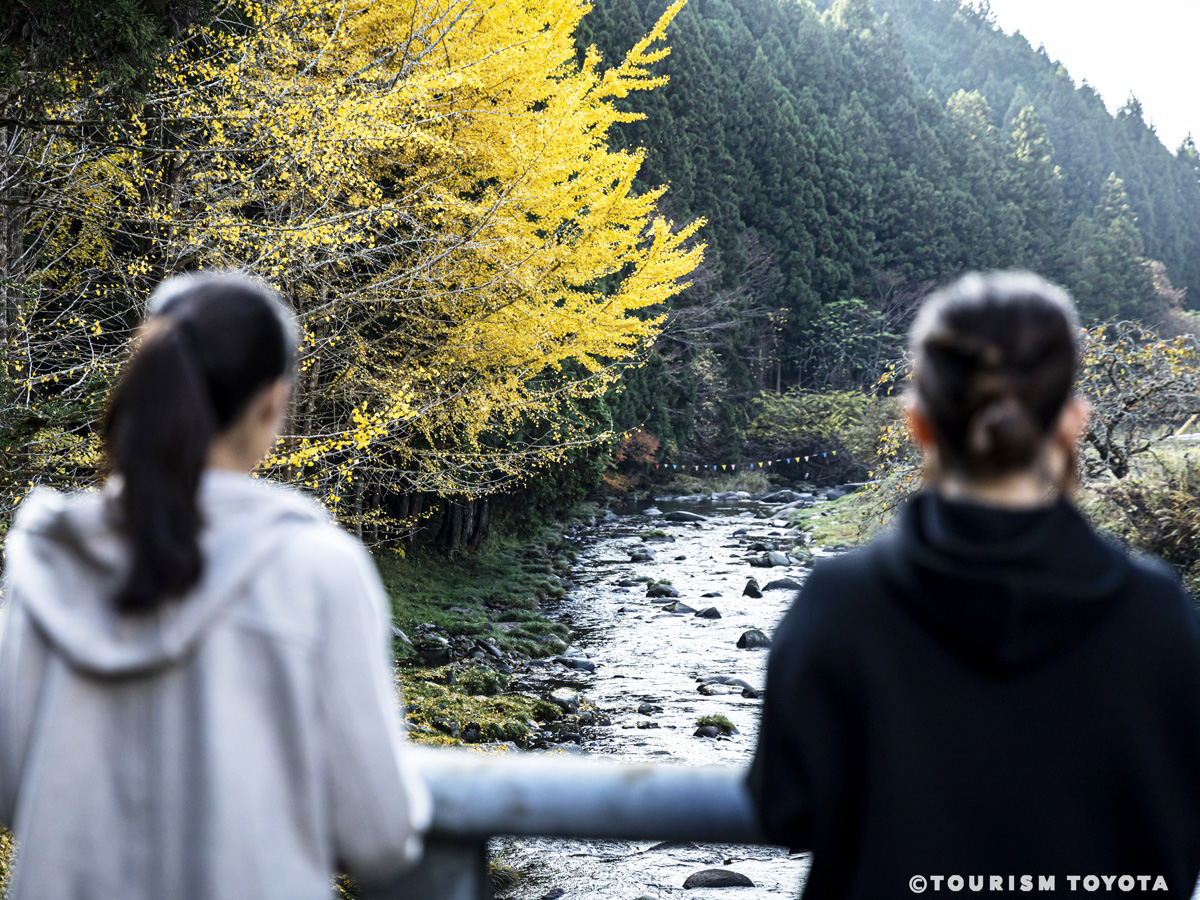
left=0, top=273, right=429, bottom=899
left=749, top=272, right=1200, bottom=898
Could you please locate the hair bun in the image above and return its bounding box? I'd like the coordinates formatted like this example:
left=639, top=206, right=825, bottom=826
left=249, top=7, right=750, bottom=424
left=966, top=395, right=1041, bottom=470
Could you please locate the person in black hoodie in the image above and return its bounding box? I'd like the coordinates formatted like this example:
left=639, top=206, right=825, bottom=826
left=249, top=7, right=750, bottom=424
left=748, top=271, right=1200, bottom=899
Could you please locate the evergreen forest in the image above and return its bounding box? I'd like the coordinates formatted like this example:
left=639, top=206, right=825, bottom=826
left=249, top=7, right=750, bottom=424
left=584, top=0, right=1200, bottom=471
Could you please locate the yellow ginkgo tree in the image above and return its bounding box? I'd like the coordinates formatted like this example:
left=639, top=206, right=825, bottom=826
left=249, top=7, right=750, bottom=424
left=0, top=0, right=702, bottom=545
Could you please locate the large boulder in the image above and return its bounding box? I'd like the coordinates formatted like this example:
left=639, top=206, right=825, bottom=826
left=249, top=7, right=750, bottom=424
left=742, top=578, right=763, bottom=598
left=737, top=629, right=771, bottom=649
left=694, top=607, right=722, bottom=619
left=767, top=551, right=791, bottom=567
left=683, top=870, right=755, bottom=889
left=664, top=510, right=706, bottom=523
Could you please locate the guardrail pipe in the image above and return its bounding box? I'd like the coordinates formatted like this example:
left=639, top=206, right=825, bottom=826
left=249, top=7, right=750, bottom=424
left=365, top=748, right=770, bottom=900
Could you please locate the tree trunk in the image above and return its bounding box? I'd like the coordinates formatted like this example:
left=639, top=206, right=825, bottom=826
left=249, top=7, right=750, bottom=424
left=353, top=480, right=363, bottom=539
left=467, top=500, right=491, bottom=551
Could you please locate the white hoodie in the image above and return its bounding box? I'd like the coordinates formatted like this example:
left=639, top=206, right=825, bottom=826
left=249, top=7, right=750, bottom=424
left=0, top=471, right=430, bottom=900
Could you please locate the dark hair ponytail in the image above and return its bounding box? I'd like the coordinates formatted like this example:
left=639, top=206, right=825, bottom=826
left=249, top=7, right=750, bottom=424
left=104, top=273, right=298, bottom=613
left=910, top=271, right=1079, bottom=481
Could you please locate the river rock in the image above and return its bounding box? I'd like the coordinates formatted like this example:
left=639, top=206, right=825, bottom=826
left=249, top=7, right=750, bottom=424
left=743, top=578, right=763, bottom=598
left=643, top=507, right=663, bottom=517
left=701, top=591, right=722, bottom=598
left=693, top=725, right=721, bottom=738
left=826, top=487, right=848, bottom=500
left=662, top=601, right=696, bottom=614
left=748, top=556, right=771, bottom=568
left=683, top=869, right=756, bottom=889
left=617, top=579, right=641, bottom=587
left=540, top=889, right=567, bottom=900
left=549, top=688, right=582, bottom=711
left=764, top=577, right=804, bottom=591
left=475, top=638, right=504, bottom=658
left=665, top=510, right=705, bottom=523
left=636, top=702, right=662, bottom=715
left=555, top=656, right=596, bottom=672
left=767, top=551, right=791, bottom=567
left=698, top=675, right=756, bottom=691
left=763, top=489, right=804, bottom=503
left=415, top=635, right=452, bottom=666
left=646, top=583, right=679, bottom=598
left=694, top=607, right=722, bottom=619
left=630, top=547, right=656, bottom=562
left=732, top=528, right=749, bottom=536
left=748, top=541, right=776, bottom=552
left=737, top=629, right=771, bottom=649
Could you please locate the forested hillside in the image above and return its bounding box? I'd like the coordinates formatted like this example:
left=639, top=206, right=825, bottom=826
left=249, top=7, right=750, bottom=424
left=583, top=0, right=1200, bottom=464
left=4, top=0, right=1198, bottom=554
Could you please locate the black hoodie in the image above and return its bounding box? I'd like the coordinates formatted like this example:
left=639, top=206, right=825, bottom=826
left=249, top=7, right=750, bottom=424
left=748, top=492, right=1200, bottom=899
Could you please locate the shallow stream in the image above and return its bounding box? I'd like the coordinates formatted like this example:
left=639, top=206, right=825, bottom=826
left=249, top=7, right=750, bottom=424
left=500, top=494, right=837, bottom=900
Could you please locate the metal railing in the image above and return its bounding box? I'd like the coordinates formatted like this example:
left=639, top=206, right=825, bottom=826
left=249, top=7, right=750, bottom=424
left=372, top=747, right=770, bottom=900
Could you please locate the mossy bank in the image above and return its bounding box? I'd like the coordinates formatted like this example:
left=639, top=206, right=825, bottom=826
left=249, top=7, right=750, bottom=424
left=380, top=503, right=610, bottom=750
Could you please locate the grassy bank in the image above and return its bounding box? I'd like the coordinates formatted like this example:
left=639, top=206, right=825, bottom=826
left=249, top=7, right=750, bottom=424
left=378, top=504, right=603, bottom=749
left=377, top=521, right=578, bottom=660
left=789, top=490, right=879, bottom=548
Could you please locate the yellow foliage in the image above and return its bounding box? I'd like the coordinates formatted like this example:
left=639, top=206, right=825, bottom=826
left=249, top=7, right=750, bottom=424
left=1, top=0, right=701, bottom=535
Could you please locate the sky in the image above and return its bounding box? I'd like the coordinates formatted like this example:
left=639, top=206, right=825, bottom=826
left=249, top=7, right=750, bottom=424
left=982, top=0, right=1198, bottom=152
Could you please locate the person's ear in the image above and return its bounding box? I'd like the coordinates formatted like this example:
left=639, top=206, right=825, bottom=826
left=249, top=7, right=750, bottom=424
left=905, top=399, right=938, bottom=451
left=1056, top=396, right=1091, bottom=447
left=257, top=378, right=290, bottom=423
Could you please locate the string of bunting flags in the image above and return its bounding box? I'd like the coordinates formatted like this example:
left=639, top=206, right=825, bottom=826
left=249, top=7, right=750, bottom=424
left=653, top=448, right=846, bottom=479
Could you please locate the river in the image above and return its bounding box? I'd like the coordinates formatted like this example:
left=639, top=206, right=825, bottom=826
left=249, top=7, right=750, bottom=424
left=498, top=490, right=841, bottom=900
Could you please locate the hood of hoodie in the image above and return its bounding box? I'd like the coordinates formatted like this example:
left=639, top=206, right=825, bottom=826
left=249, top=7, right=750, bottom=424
left=872, top=491, right=1130, bottom=675
left=3, top=471, right=329, bottom=677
